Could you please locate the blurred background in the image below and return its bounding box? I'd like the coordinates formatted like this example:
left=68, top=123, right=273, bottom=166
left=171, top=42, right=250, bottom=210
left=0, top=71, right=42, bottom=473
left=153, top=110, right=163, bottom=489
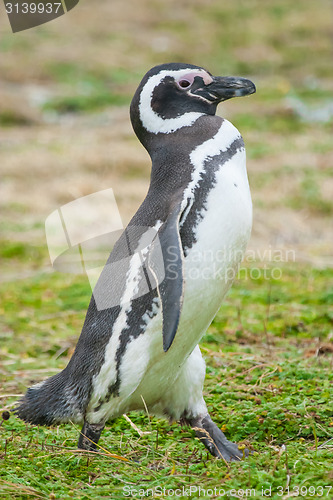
left=1, top=0, right=332, bottom=272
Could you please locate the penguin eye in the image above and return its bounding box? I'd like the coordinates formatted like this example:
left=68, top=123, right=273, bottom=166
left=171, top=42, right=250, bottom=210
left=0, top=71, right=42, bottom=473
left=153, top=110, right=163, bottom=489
left=177, top=79, right=192, bottom=89
left=175, top=72, right=201, bottom=90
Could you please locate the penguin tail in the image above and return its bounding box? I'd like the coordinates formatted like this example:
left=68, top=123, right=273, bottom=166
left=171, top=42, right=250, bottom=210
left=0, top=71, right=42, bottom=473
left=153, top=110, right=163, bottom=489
left=15, top=370, right=83, bottom=426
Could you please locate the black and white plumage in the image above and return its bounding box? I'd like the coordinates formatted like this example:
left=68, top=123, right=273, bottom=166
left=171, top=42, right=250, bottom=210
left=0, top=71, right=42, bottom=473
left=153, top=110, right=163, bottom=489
left=16, top=63, right=256, bottom=461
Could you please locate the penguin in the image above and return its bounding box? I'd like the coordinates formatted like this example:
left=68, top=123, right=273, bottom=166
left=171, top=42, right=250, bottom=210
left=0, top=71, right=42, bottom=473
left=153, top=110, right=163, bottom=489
left=16, top=63, right=256, bottom=461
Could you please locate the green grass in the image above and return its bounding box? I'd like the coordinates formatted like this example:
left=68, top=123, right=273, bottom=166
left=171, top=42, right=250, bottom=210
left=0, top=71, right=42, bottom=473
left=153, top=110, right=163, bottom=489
left=40, top=65, right=131, bottom=113
left=1, top=241, right=332, bottom=499
left=35, top=63, right=136, bottom=114
left=0, top=111, right=32, bottom=127
left=42, top=92, right=130, bottom=114
left=287, top=173, right=333, bottom=216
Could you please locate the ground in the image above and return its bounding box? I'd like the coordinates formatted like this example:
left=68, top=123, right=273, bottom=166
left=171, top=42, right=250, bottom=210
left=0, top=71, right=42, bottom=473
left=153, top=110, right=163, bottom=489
left=0, top=0, right=332, bottom=498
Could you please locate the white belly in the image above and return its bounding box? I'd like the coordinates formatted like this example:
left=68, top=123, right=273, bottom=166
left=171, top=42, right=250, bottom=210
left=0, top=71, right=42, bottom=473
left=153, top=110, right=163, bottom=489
left=134, top=147, right=252, bottom=388
left=178, top=146, right=252, bottom=357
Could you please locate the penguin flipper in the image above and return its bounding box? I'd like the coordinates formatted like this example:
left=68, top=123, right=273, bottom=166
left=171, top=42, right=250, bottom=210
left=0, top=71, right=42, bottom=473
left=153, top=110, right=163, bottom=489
left=149, top=202, right=184, bottom=352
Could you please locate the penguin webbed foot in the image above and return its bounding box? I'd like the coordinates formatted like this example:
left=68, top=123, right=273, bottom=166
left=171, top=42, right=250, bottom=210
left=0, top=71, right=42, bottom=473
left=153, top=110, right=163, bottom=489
left=78, top=421, right=105, bottom=452
left=187, top=414, right=249, bottom=462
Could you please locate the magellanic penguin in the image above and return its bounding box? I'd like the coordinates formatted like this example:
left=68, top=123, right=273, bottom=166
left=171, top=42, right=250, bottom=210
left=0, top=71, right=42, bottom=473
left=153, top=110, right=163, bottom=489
left=16, top=63, right=256, bottom=461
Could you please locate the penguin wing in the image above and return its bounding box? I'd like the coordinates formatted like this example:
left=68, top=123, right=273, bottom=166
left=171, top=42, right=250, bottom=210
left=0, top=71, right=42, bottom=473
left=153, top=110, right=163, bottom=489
left=148, top=202, right=185, bottom=352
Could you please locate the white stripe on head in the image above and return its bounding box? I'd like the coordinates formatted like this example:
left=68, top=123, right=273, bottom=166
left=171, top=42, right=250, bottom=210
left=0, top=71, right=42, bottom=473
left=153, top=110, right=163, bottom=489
left=139, top=69, right=210, bottom=134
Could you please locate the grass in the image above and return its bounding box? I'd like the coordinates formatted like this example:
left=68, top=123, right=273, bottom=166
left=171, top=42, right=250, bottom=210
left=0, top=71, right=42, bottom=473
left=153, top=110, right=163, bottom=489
left=1, top=241, right=333, bottom=499
left=42, top=92, right=130, bottom=114
left=287, top=173, right=333, bottom=216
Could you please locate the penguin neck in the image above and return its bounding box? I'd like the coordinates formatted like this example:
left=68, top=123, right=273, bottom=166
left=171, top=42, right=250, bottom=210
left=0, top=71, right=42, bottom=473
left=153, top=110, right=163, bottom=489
left=146, top=114, right=223, bottom=159
left=145, top=115, right=225, bottom=193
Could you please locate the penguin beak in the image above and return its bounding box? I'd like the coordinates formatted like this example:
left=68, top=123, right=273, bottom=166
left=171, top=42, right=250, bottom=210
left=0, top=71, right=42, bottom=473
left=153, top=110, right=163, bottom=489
left=204, top=76, right=256, bottom=102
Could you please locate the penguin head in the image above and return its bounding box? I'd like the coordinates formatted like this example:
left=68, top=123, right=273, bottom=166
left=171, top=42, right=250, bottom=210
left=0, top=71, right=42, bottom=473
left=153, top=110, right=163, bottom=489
left=130, top=63, right=255, bottom=146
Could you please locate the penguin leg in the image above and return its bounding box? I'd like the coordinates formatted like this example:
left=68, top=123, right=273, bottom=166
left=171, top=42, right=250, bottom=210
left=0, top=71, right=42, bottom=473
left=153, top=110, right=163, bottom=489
left=78, top=421, right=105, bottom=451
left=163, top=345, right=249, bottom=461
left=184, top=414, right=249, bottom=462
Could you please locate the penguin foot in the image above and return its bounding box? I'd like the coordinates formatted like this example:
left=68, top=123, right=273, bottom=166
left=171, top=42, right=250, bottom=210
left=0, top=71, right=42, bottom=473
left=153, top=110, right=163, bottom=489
left=78, top=421, right=105, bottom=451
left=188, top=414, right=249, bottom=462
